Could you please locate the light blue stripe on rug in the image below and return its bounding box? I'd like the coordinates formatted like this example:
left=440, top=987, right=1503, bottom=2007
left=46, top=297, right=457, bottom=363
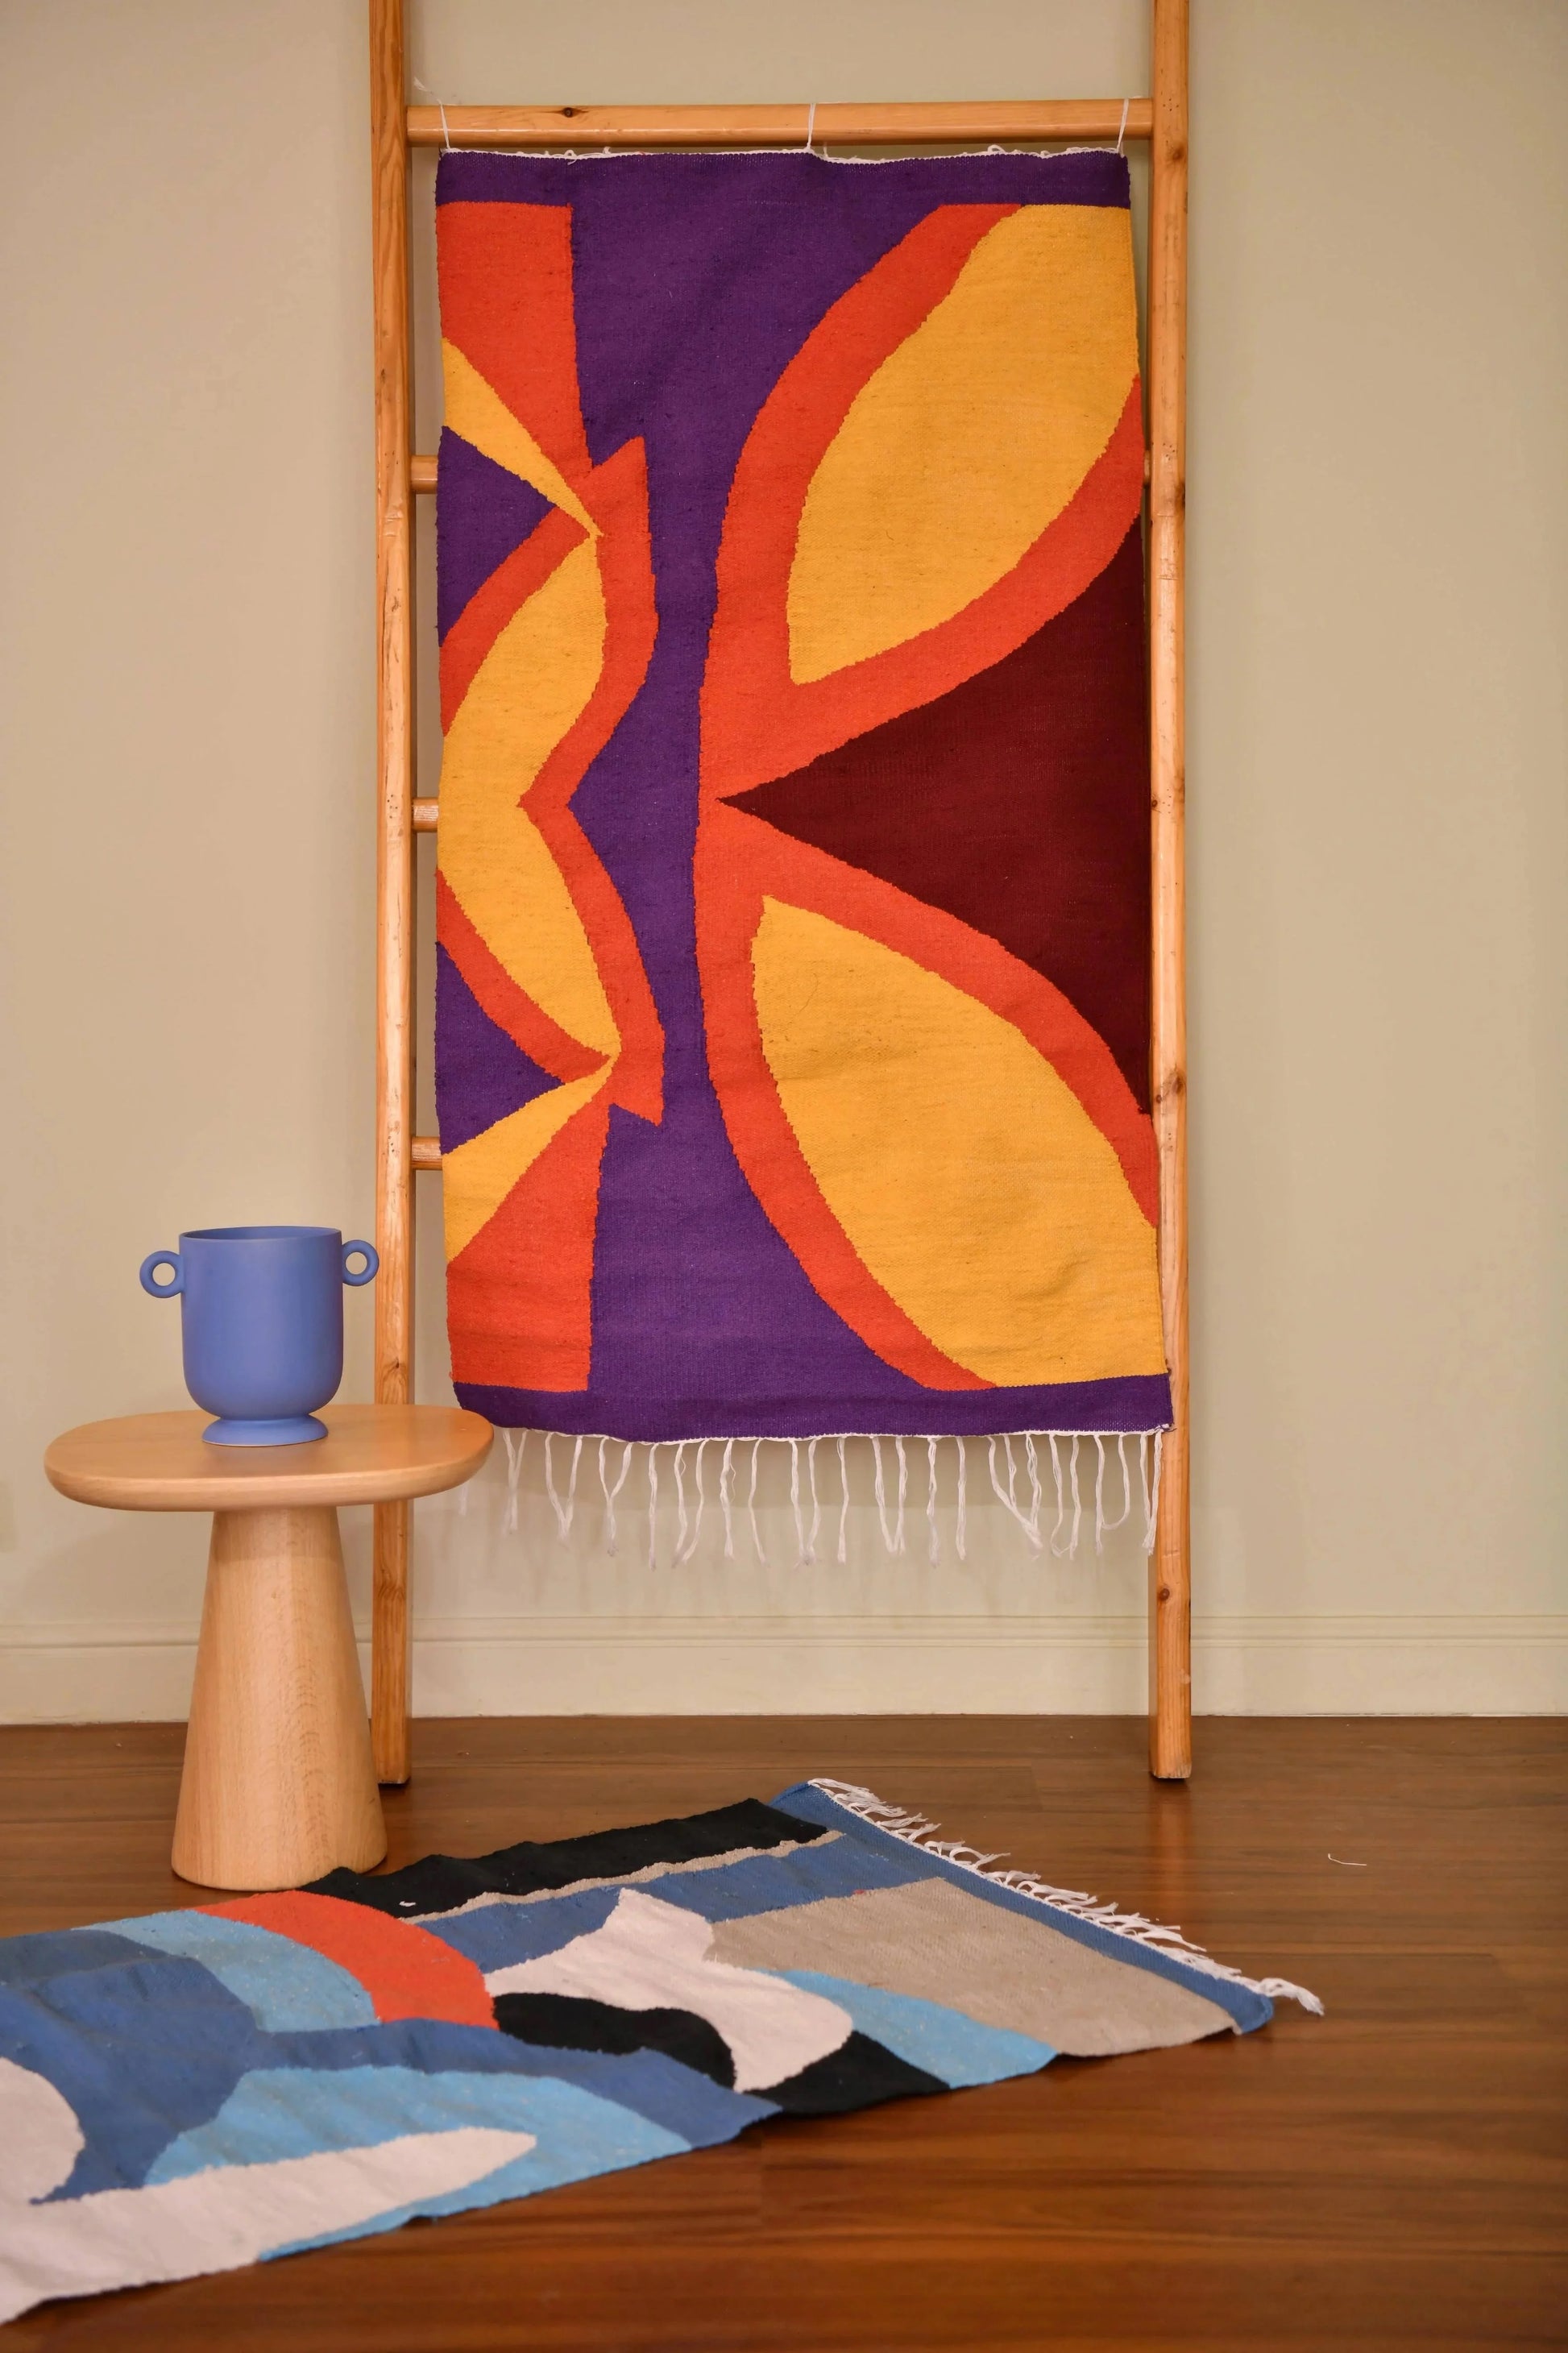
left=774, top=1969, right=1055, bottom=2086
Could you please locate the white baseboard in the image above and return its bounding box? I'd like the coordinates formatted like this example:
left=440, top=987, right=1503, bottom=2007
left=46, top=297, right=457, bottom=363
left=0, top=1612, right=1562, bottom=1721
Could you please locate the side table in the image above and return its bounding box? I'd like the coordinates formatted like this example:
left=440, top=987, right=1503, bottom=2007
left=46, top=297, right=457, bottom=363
left=44, top=1402, right=492, bottom=1891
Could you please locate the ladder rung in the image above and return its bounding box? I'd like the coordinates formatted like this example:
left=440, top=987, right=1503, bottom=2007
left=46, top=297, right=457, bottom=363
left=412, top=1136, right=442, bottom=1170
left=406, top=100, right=1154, bottom=150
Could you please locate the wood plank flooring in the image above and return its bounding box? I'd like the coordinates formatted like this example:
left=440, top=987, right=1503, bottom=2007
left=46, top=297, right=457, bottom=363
left=0, top=1716, right=1562, bottom=2349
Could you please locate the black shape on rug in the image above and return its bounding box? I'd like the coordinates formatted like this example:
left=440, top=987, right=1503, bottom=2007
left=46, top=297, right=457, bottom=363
left=492, top=1990, right=737, bottom=2088
left=755, top=2031, right=947, bottom=2116
left=310, top=1798, right=829, bottom=1919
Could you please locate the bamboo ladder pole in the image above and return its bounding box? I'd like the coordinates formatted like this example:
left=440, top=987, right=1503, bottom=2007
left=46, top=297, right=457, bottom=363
left=1147, top=0, right=1192, bottom=1778
left=368, top=0, right=414, bottom=1784
left=367, top=2, right=1190, bottom=1782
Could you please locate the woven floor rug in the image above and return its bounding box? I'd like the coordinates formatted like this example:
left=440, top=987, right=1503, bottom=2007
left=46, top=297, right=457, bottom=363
left=433, top=146, right=1172, bottom=1487
left=0, top=1781, right=1317, bottom=2322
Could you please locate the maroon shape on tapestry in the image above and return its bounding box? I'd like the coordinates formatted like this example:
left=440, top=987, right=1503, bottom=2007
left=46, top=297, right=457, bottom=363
left=729, top=523, right=1152, bottom=1106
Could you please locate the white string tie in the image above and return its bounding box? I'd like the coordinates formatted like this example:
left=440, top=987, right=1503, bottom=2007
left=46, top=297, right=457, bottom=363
left=544, top=1432, right=584, bottom=1540
left=646, top=1442, right=661, bottom=1571
left=836, top=1434, right=849, bottom=1564
left=956, top=1437, right=968, bottom=1560
left=1137, top=1433, right=1154, bottom=1552
left=413, top=77, right=454, bottom=153
left=806, top=1437, right=821, bottom=1565
left=1093, top=1433, right=1108, bottom=1555
left=1147, top=1430, right=1164, bottom=1554
left=1024, top=1434, right=1042, bottom=1545
left=1103, top=1434, right=1135, bottom=1536
left=872, top=1435, right=893, bottom=1554
left=788, top=1438, right=805, bottom=1567
left=748, top=1438, right=767, bottom=1563
left=926, top=1434, right=940, bottom=1562
left=1116, top=98, right=1130, bottom=155
left=671, top=1441, right=690, bottom=1565
left=1069, top=1434, right=1083, bottom=1558
left=1048, top=1433, right=1068, bottom=1555
left=720, top=1436, right=736, bottom=1561
left=677, top=1437, right=709, bottom=1566
left=599, top=1436, right=634, bottom=1558
left=894, top=1434, right=908, bottom=1556
left=502, top=1429, right=525, bottom=1534
left=803, top=102, right=817, bottom=151
left=988, top=1435, right=1041, bottom=1550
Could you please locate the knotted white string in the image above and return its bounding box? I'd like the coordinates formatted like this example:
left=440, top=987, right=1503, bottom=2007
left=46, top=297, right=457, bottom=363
left=544, top=1431, right=584, bottom=1540
left=748, top=1437, right=766, bottom=1563
left=671, top=1440, right=690, bottom=1565
left=501, top=1429, right=525, bottom=1534
left=413, top=76, right=454, bottom=153
left=926, top=1434, right=940, bottom=1563
left=836, top=1434, right=849, bottom=1564
left=646, top=1442, right=661, bottom=1571
left=599, top=1436, right=634, bottom=1557
left=803, top=101, right=817, bottom=151
left=676, top=1437, right=709, bottom=1567
left=806, top=1437, right=821, bottom=1565
left=789, top=1438, right=805, bottom=1567
left=1116, top=98, right=1130, bottom=154
left=955, top=1437, right=968, bottom=1561
left=720, top=1436, right=736, bottom=1560
left=894, top=1434, right=908, bottom=1556
left=1102, top=1434, right=1135, bottom=1537
left=1049, top=1434, right=1069, bottom=1557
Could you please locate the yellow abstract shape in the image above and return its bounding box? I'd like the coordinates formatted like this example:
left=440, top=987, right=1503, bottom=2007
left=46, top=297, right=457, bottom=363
left=442, top=1068, right=611, bottom=1264
left=438, top=538, right=617, bottom=1058
left=441, top=341, right=596, bottom=532
left=787, top=205, right=1138, bottom=682
left=750, top=901, right=1166, bottom=1386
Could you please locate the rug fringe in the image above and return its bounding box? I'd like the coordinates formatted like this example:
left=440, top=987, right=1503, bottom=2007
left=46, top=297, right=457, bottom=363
left=808, top=1777, right=1325, bottom=2016
left=481, top=1430, right=1168, bottom=1567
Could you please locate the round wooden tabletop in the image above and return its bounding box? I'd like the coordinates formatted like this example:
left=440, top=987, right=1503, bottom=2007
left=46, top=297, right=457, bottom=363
left=44, top=1402, right=494, bottom=1513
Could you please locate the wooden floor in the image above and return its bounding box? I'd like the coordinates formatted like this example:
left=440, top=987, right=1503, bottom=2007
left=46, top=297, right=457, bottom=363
left=0, top=1717, right=1562, bottom=2349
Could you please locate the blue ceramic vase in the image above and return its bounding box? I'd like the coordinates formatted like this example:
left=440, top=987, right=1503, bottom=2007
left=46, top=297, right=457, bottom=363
left=139, top=1226, right=379, bottom=1446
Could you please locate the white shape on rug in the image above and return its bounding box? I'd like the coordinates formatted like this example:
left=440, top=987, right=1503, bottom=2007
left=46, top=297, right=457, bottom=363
left=484, top=1887, right=852, bottom=2092
left=0, top=2057, right=85, bottom=2206
left=0, top=2052, right=533, bottom=2328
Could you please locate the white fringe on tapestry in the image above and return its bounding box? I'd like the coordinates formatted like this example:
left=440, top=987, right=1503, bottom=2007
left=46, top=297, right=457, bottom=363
left=481, top=1428, right=1164, bottom=1570
left=811, top=1777, right=1325, bottom=2015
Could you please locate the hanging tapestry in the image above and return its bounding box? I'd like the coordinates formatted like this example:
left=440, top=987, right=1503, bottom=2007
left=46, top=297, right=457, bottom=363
left=432, top=147, right=1171, bottom=1475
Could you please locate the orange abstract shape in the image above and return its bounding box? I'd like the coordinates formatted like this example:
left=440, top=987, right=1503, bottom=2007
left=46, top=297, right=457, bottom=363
left=750, top=899, right=1165, bottom=1387
left=438, top=201, right=591, bottom=483
left=788, top=205, right=1141, bottom=679
left=446, top=1077, right=614, bottom=1392
left=205, top=1894, right=495, bottom=2030
left=434, top=193, right=665, bottom=1293
left=442, top=1067, right=612, bottom=1264
left=695, top=802, right=1160, bottom=1379
left=524, top=436, right=664, bottom=1125
left=702, top=204, right=1144, bottom=799
left=439, top=504, right=588, bottom=736
left=435, top=872, right=605, bottom=1089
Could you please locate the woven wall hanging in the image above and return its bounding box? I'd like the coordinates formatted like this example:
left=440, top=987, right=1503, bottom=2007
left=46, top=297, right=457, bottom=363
left=433, top=147, right=1170, bottom=1559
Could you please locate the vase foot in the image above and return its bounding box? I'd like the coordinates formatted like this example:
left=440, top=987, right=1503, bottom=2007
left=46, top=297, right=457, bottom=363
left=202, top=1415, right=328, bottom=1447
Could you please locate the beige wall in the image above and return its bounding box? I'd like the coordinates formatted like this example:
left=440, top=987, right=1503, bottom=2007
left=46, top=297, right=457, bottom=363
left=2, top=0, right=1563, bottom=1720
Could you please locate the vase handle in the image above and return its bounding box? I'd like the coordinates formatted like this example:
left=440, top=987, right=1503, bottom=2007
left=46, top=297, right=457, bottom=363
left=342, top=1240, right=380, bottom=1287
left=139, top=1251, right=183, bottom=1297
